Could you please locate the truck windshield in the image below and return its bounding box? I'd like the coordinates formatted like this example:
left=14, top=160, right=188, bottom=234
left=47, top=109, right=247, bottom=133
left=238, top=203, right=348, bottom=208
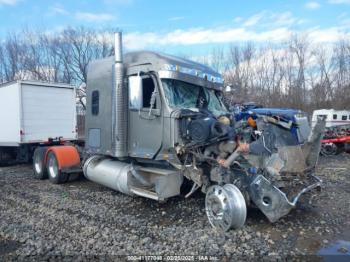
left=161, top=79, right=227, bottom=116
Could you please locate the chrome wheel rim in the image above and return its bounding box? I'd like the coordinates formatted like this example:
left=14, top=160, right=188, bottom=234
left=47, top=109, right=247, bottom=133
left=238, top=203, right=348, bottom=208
left=34, top=154, right=42, bottom=174
left=48, top=155, right=58, bottom=178
left=205, top=184, right=247, bottom=231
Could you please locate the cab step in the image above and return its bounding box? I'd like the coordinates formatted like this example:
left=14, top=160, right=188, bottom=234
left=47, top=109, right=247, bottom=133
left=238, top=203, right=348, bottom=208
left=130, top=186, right=161, bottom=201
left=137, top=166, right=178, bottom=176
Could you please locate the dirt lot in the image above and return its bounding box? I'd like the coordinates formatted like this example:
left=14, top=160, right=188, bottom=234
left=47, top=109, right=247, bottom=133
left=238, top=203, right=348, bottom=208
left=0, top=155, right=350, bottom=260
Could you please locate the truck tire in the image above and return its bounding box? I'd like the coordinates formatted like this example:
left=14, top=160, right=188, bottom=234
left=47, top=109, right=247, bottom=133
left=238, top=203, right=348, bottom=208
left=320, top=143, right=338, bottom=156
left=33, top=147, right=48, bottom=180
left=205, top=184, right=246, bottom=231
left=47, top=151, right=68, bottom=184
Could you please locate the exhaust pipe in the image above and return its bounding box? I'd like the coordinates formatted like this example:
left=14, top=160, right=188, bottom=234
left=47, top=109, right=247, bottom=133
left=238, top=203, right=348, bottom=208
left=113, top=32, right=128, bottom=158
left=114, top=32, right=123, bottom=63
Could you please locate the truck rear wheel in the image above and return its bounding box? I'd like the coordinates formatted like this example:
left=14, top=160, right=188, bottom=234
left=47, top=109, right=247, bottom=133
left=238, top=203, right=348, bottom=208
left=33, top=147, right=48, bottom=180
left=47, top=151, right=68, bottom=184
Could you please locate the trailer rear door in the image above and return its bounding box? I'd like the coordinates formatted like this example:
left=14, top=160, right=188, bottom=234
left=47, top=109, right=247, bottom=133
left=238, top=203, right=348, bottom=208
left=0, top=82, right=21, bottom=145
left=20, top=83, right=77, bottom=143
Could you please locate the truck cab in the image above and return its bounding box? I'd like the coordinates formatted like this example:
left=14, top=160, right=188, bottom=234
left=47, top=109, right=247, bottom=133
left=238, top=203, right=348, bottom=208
left=85, top=51, right=225, bottom=161
left=37, top=33, right=326, bottom=232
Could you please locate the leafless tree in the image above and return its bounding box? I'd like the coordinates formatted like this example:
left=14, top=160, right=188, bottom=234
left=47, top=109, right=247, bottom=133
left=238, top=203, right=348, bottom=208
left=332, top=39, right=350, bottom=108
left=0, top=32, right=29, bottom=82
left=210, top=46, right=227, bottom=73
left=54, top=27, right=115, bottom=108
left=1, top=27, right=350, bottom=113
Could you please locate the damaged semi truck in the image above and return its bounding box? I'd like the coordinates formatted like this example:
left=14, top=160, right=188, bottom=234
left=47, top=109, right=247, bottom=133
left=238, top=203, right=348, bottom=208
left=34, top=33, right=326, bottom=231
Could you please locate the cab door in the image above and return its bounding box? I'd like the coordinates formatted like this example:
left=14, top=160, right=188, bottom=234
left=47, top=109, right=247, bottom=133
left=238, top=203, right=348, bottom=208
left=128, top=74, right=163, bottom=159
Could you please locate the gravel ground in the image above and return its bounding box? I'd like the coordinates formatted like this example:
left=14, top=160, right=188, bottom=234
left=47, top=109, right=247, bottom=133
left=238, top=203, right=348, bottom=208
left=0, top=155, right=350, bottom=260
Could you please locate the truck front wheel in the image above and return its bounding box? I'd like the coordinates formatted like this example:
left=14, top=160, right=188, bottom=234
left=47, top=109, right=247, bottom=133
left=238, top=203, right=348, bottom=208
left=33, top=147, right=48, bottom=180
left=205, top=184, right=247, bottom=231
left=47, top=151, right=68, bottom=184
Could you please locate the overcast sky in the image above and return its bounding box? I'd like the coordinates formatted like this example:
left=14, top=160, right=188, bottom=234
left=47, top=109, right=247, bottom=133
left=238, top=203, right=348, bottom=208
left=0, top=0, right=350, bottom=55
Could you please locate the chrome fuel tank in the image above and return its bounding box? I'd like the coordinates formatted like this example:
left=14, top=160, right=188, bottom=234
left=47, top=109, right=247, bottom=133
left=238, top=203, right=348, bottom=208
left=83, top=155, right=133, bottom=195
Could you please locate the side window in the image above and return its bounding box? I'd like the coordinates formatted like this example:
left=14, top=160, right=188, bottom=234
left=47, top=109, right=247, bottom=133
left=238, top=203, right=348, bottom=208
left=333, top=114, right=337, bottom=120
left=342, top=115, right=347, bottom=120
left=142, top=77, right=156, bottom=108
left=91, top=90, right=99, bottom=115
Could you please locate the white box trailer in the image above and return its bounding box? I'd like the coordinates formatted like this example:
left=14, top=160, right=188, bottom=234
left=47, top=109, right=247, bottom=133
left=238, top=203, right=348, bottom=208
left=0, top=80, right=77, bottom=164
left=311, top=109, right=350, bottom=128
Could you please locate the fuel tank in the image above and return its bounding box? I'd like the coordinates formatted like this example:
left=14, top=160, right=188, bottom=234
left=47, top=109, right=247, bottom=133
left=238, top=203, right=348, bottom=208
left=83, top=155, right=134, bottom=195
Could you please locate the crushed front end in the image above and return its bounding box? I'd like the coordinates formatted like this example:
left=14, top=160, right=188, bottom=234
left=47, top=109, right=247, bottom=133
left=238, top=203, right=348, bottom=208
left=236, top=115, right=326, bottom=223
left=169, top=102, right=325, bottom=231
left=249, top=172, right=322, bottom=223
left=157, top=70, right=325, bottom=230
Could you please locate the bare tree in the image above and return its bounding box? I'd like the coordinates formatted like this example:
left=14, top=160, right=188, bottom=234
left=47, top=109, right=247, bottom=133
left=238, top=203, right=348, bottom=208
left=1, top=32, right=29, bottom=82
left=55, top=27, right=114, bottom=108
left=210, top=46, right=227, bottom=73
left=1, top=27, right=350, bottom=113
left=307, top=45, right=333, bottom=109
left=0, top=45, right=5, bottom=83
left=332, top=39, right=350, bottom=108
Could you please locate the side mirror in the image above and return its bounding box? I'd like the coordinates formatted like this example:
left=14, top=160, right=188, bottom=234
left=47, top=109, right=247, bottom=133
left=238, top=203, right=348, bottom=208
left=129, top=75, right=143, bottom=109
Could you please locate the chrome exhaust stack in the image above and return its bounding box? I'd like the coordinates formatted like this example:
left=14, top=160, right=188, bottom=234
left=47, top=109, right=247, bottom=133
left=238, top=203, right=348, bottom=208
left=113, top=32, right=128, bottom=158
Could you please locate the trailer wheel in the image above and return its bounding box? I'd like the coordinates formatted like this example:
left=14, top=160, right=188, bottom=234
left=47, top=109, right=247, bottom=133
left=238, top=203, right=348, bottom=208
left=33, top=147, right=48, bottom=180
left=47, top=151, right=68, bottom=184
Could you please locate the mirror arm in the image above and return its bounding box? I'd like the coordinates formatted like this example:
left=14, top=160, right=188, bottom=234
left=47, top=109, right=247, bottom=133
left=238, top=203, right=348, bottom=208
left=148, top=90, right=158, bottom=116
left=148, top=72, right=160, bottom=117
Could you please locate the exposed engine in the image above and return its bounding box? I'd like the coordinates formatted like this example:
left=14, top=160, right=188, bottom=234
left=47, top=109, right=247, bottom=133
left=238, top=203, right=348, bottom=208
left=179, top=109, right=233, bottom=146
left=174, top=109, right=325, bottom=231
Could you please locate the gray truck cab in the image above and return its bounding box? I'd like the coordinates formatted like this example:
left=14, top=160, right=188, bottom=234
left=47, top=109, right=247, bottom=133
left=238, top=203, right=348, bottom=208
left=85, top=51, right=225, bottom=159
left=83, top=33, right=325, bottom=231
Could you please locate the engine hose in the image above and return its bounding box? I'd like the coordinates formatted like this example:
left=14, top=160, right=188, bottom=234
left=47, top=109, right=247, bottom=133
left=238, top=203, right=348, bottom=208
left=222, top=148, right=240, bottom=168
